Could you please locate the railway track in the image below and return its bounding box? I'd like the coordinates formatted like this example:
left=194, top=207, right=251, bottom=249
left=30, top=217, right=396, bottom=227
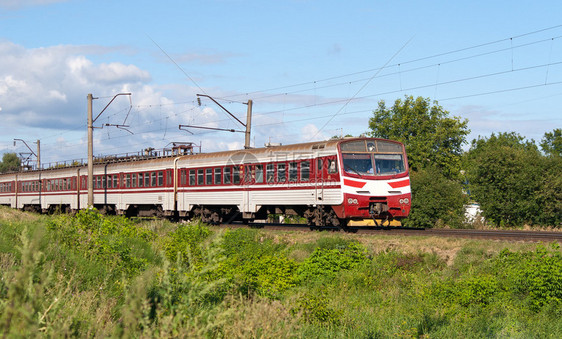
left=224, top=223, right=562, bottom=243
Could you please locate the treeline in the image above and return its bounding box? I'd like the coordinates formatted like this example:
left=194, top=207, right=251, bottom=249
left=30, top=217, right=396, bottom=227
left=369, top=95, right=562, bottom=228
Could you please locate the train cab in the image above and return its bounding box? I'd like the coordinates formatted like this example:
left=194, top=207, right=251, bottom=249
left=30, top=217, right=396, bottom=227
left=335, top=138, right=411, bottom=223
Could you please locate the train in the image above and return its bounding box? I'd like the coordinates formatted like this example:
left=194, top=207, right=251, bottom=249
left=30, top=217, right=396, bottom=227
left=0, top=137, right=411, bottom=228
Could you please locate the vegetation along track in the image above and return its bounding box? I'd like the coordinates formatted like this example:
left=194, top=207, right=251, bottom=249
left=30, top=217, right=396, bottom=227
left=226, top=223, right=562, bottom=242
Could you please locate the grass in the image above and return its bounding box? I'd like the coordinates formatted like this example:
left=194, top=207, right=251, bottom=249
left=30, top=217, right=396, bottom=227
left=1, top=206, right=561, bottom=338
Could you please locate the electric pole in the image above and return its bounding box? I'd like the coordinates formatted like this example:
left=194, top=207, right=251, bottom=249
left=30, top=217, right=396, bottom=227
left=87, top=92, right=131, bottom=207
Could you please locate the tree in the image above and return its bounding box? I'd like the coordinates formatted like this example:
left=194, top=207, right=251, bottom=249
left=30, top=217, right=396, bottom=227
left=464, top=132, right=544, bottom=227
left=540, top=128, right=562, bottom=157
left=0, top=153, right=21, bottom=173
left=368, top=95, right=470, bottom=179
left=404, top=165, right=467, bottom=228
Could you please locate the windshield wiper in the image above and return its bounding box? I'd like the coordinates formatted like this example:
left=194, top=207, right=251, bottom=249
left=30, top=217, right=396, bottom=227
left=344, top=164, right=363, bottom=178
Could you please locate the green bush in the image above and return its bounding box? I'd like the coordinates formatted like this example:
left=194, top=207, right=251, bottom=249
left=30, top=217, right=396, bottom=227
left=48, top=209, right=157, bottom=278
left=163, top=220, right=212, bottom=269
left=292, top=292, right=342, bottom=325
left=236, top=255, right=298, bottom=298
left=297, top=242, right=368, bottom=283
left=498, top=244, right=562, bottom=311
left=405, top=165, right=467, bottom=228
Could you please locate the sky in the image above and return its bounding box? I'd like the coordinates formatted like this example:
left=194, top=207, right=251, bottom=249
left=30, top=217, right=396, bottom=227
left=1, top=0, right=561, bottom=167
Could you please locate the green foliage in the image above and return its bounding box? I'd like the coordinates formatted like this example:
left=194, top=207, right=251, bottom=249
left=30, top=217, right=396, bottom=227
left=465, top=132, right=549, bottom=226
left=498, top=244, right=562, bottom=311
left=0, top=153, right=20, bottom=173
left=368, top=95, right=470, bottom=179
left=119, top=239, right=232, bottom=338
left=215, top=228, right=296, bottom=298
left=536, top=156, right=562, bottom=226
left=48, top=208, right=157, bottom=278
left=297, top=241, right=368, bottom=283
left=163, top=220, right=212, bottom=269
left=433, top=275, right=500, bottom=307
left=292, top=292, right=342, bottom=325
left=236, top=255, right=298, bottom=298
left=3, top=208, right=562, bottom=337
left=541, top=128, right=562, bottom=157
left=405, top=165, right=467, bottom=228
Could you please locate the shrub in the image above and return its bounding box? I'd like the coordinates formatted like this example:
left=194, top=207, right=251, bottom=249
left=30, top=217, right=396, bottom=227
left=236, top=255, right=298, bottom=298
left=498, top=244, right=562, bottom=311
left=48, top=209, right=157, bottom=278
left=163, top=220, right=212, bottom=269
left=296, top=242, right=368, bottom=283
left=292, top=292, right=342, bottom=325
left=404, top=165, right=467, bottom=228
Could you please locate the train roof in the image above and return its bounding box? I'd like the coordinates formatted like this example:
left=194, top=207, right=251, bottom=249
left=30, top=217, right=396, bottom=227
left=0, top=137, right=404, bottom=175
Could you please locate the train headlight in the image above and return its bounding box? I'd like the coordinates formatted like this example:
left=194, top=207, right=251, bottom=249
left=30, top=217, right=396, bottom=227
left=347, top=198, right=358, bottom=205
left=399, top=198, right=410, bottom=204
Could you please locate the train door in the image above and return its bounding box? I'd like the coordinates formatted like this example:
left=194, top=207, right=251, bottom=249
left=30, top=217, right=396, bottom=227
left=314, top=157, right=324, bottom=204
left=242, top=164, right=253, bottom=214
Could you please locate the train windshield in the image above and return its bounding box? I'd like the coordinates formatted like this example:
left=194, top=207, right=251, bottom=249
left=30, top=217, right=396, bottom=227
left=340, top=140, right=406, bottom=176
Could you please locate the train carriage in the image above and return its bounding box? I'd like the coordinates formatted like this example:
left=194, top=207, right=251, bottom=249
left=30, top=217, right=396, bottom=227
left=0, top=137, right=411, bottom=227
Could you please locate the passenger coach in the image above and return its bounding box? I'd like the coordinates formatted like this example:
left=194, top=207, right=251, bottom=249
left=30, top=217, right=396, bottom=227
left=0, top=137, right=411, bottom=228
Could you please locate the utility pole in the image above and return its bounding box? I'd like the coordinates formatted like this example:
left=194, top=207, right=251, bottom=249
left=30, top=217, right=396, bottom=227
left=192, top=94, right=253, bottom=149
left=87, top=92, right=131, bottom=207
left=87, top=93, right=94, bottom=207
left=13, top=138, right=40, bottom=170
left=245, top=100, right=253, bottom=149
left=36, top=140, right=40, bottom=169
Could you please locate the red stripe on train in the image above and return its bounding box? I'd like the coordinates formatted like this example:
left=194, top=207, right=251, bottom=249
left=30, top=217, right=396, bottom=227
left=388, top=179, right=410, bottom=188
left=343, top=179, right=366, bottom=188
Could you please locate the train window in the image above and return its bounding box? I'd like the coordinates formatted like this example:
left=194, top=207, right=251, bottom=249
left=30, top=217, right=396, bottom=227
left=376, top=141, right=402, bottom=153
left=145, top=173, right=151, bottom=187
left=189, top=170, right=196, bottom=186
left=197, top=169, right=204, bottom=185
left=374, top=154, right=405, bottom=175
left=150, top=172, right=158, bottom=187
left=124, top=174, right=130, bottom=188
left=132, top=174, right=138, bottom=188
left=317, top=158, right=323, bottom=172
left=206, top=169, right=212, bottom=185
left=301, top=161, right=310, bottom=182
left=277, top=163, right=286, bottom=183
left=180, top=170, right=187, bottom=186
left=223, top=167, right=231, bottom=184
left=340, top=140, right=366, bottom=152
left=107, top=176, right=112, bottom=188
left=214, top=168, right=221, bottom=185
left=328, top=159, right=338, bottom=174
left=233, top=166, right=241, bottom=185
left=342, top=153, right=372, bottom=175
left=266, top=163, right=274, bottom=184
left=101, top=177, right=105, bottom=189
left=113, top=175, right=118, bottom=188
left=289, top=162, right=298, bottom=182
left=255, top=164, right=264, bottom=183
left=158, top=171, right=164, bottom=186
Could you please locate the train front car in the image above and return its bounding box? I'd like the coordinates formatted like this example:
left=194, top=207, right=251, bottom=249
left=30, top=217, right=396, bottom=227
left=334, top=138, right=411, bottom=226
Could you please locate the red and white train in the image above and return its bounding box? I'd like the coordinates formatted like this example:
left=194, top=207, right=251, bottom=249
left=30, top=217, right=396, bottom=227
left=0, top=137, right=411, bottom=227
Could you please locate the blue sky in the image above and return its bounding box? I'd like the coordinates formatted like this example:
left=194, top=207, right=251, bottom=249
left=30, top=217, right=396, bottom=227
left=1, top=0, right=561, bottom=166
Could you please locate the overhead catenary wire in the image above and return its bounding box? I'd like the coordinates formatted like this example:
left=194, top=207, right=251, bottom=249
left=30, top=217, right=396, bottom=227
left=3, top=25, right=562, bottom=160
